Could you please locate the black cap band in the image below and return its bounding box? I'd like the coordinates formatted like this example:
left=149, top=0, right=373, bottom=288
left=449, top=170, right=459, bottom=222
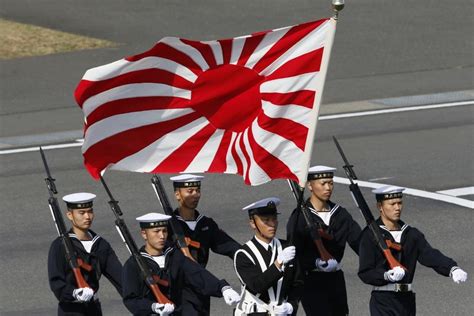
left=173, top=181, right=201, bottom=189
left=66, top=202, right=93, bottom=209
left=307, top=172, right=334, bottom=181
left=376, top=192, right=403, bottom=201
left=139, top=221, right=169, bottom=229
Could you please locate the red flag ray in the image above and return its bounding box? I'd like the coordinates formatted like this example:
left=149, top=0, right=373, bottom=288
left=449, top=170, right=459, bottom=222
left=257, top=113, right=308, bottom=151
left=180, top=39, right=218, bottom=68
left=86, top=97, right=190, bottom=128
left=152, top=124, right=216, bottom=172
left=261, top=90, right=315, bottom=108
left=251, top=19, right=326, bottom=74
left=265, top=48, right=324, bottom=81
left=247, top=127, right=298, bottom=182
left=76, top=69, right=194, bottom=106
left=207, top=129, right=234, bottom=172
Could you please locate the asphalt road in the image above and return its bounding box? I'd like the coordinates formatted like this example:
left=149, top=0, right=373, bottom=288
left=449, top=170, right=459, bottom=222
left=0, top=0, right=473, bottom=315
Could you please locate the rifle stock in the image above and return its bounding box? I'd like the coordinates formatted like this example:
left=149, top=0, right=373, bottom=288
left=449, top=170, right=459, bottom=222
left=287, top=180, right=334, bottom=262
left=332, top=137, right=406, bottom=270
left=151, top=175, right=200, bottom=262
left=99, top=176, right=172, bottom=304
left=40, top=147, right=91, bottom=289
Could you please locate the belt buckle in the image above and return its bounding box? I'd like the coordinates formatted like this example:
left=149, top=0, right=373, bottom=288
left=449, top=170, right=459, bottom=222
left=395, top=284, right=408, bottom=292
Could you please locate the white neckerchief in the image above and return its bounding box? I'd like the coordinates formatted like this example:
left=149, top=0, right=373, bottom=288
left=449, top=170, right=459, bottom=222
left=380, top=223, right=408, bottom=243
left=152, top=255, right=166, bottom=268
left=185, top=220, right=197, bottom=231
left=81, top=240, right=94, bottom=253
left=315, top=211, right=332, bottom=226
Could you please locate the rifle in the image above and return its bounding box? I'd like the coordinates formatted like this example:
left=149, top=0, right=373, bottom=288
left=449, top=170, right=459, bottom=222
left=287, top=180, right=334, bottom=262
left=40, top=147, right=92, bottom=289
left=151, top=175, right=200, bottom=262
left=99, top=176, right=172, bottom=304
left=332, top=136, right=405, bottom=270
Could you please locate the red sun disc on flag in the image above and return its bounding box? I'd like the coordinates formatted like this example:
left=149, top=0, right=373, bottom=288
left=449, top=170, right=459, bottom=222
left=191, top=64, right=264, bottom=132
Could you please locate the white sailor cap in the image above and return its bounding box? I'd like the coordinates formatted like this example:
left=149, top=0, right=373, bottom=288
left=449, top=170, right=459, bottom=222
left=307, top=165, right=337, bottom=181
left=170, top=174, right=204, bottom=188
left=372, top=186, right=405, bottom=201
left=136, top=212, right=172, bottom=229
left=242, top=197, right=281, bottom=217
left=63, top=192, right=96, bottom=209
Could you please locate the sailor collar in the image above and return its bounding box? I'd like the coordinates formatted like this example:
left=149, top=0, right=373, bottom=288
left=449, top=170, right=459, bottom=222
left=377, top=218, right=409, bottom=232
left=307, top=200, right=340, bottom=216
left=140, top=246, right=174, bottom=262
left=173, top=209, right=204, bottom=224
left=68, top=229, right=100, bottom=243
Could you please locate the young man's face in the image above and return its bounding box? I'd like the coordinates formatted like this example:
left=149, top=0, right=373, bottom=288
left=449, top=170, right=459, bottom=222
left=250, top=214, right=278, bottom=241
left=379, top=198, right=403, bottom=223
left=175, top=187, right=201, bottom=209
left=66, top=208, right=94, bottom=230
left=308, top=178, right=334, bottom=202
left=142, top=227, right=168, bottom=251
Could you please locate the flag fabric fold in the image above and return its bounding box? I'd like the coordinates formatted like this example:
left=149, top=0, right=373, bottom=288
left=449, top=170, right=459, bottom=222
left=75, top=18, right=336, bottom=186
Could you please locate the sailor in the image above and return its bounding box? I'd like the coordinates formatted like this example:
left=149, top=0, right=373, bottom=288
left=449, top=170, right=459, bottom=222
left=234, top=197, right=302, bottom=316
left=286, top=166, right=362, bottom=315
left=48, top=192, right=123, bottom=316
left=122, top=212, right=241, bottom=315
left=358, top=185, right=468, bottom=316
left=169, top=174, right=241, bottom=314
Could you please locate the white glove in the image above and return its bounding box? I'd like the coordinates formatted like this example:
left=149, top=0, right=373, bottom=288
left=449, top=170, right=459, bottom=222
left=222, top=287, right=241, bottom=305
left=72, top=287, right=94, bottom=302
left=384, top=266, right=405, bottom=282
left=151, top=303, right=175, bottom=316
left=451, top=267, right=468, bottom=284
left=315, top=258, right=338, bottom=272
left=273, top=302, right=294, bottom=315
left=277, top=246, right=296, bottom=265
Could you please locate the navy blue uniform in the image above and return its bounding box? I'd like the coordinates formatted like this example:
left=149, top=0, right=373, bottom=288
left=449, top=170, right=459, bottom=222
left=358, top=218, right=458, bottom=316
left=122, top=246, right=229, bottom=316
left=48, top=230, right=123, bottom=316
left=169, top=209, right=240, bottom=314
left=287, top=200, right=361, bottom=316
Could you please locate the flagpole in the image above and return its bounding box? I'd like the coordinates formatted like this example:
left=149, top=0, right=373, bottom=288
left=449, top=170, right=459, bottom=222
left=332, top=0, right=345, bottom=20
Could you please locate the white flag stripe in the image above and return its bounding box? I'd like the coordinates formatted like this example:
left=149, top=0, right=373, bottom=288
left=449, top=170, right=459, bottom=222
left=233, top=133, right=249, bottom=177
left=261, top=101, right=312, bottom=127
left=260, top=20, right=332, bottom=77
left=203, top=40, right=224, bottom=66
left=160, top=37, right=209, bottom=71
left=82, top=108, right=194, bottom=151
left=224, top=132, right=239, bottom=173
left=242, top=129, right=271, bottom=185
left=82, top=83, right=191, bottom=117
left=82, top=59, right=131, bottom=81
left=229, top=37, right=246, bottom=65
left=81, top=57, right=197, bottom=83
left=252, top=120, right=305, bottom=178
left=184, top=129, right=225, bottom=172
left=244, top=26, right=290, bottom=69
left=260, top=72, right=320, bottom=93
left=111, top=117, right=209, bottom=173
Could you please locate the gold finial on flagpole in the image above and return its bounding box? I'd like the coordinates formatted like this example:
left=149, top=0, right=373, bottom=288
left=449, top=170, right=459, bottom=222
left=332, top=0, right=345, bottom=19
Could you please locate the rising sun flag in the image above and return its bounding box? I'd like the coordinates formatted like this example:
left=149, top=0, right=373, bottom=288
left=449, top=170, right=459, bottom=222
left=75, top=18, right=336, bottom=186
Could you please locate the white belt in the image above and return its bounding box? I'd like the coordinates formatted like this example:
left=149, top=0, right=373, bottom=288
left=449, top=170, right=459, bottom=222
left=373, top=283, right=413, bottom=292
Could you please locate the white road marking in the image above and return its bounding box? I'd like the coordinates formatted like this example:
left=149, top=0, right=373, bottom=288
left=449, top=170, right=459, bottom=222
left=437, top=187, right=474, bottom=197
left=333, top=177, right=474, bottom=209
left=0, top=141, right=83, bottom=154
left=319, top=100, right=474, bottom=120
